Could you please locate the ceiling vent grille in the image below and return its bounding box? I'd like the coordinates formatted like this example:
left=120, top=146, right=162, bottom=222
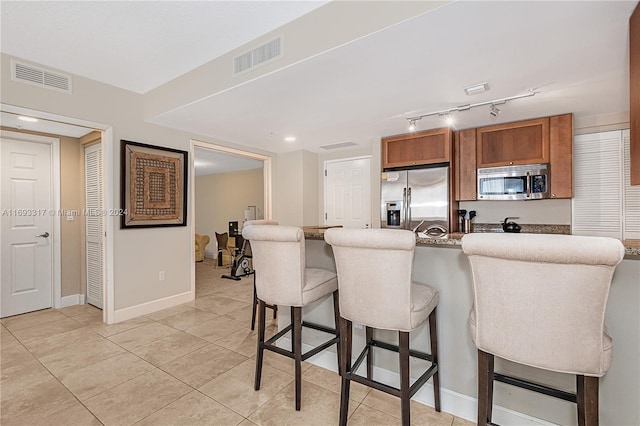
left=11, top=60, right=72, bottom=93
left=234, top=36, right=282, bottom=75
left=319, top=142, right=358, bottom=150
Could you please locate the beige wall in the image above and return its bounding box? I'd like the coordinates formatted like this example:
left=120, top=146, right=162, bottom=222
left=275, top=151, right=303, bottom=226
left=302, top=150, right=319, bottom=226
left=195, top=167, right=264, bottom=255
left=1, top=126, right=83, bottom=297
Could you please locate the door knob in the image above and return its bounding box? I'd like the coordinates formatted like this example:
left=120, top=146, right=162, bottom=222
left=36, top=232, right=49, bottom=238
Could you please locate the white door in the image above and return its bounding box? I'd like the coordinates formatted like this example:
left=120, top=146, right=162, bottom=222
left=85, top=143, right=104, bottom=309
left=1, top=136, right=53, bottom=317
left=325, top=157, right=371, bottom=228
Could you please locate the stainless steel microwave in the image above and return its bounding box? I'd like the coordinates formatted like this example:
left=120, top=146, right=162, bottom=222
left=477, top=164, right=549, bottom=200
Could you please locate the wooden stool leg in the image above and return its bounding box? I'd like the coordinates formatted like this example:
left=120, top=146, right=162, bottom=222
left=365, top=326, right=374, bottom=380
left=339, top=318, right=352, bottom=426
left=332, top=290, right=342, bottom=374
left=292, top=306, right=303, bottom=411
left=250, top=277, right=257, bottom=330
left=577, top=375, right=599, bottom=426
left=254, top=300, right=266, bottom=390
left=428, top=307, right=441, bottom=412
left=399, top=331, right=411, bottom=426
left=477, top=349, right=494, bottom=426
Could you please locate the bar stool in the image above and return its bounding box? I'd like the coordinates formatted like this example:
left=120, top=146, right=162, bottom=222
left=324, top=228, right=441, bottom=426
left=461, top=233, right=625, bottom=426
left=243, top=220, right=279, bottom=330
left=242, top=224, right=341, bottom=411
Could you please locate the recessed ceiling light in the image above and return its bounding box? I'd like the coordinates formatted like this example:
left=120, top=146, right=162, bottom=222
left=284, top=136, right=296, bottom=142
left=464, top=82, right=489, bottom=96
left=18, top=116, right=38, bottom=123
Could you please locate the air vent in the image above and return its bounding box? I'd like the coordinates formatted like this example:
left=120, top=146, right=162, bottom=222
left=11, top=60, right=72, bottom=94
left=319, top=142, right=358, bottom=150
left=234, top=36, right=282, bottom=75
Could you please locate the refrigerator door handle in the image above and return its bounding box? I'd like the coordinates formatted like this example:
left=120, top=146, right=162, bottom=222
left=402, top=187, right=407, bottom=229
left=407, top=187, right=412, bottom=229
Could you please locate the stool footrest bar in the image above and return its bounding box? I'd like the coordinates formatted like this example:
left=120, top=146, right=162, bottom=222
left=494, top=373, right=577, bottom=403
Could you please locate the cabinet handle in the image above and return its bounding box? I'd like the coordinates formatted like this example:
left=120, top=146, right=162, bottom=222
left=509, top=161, right=513, bottom=165
left=552, top=193, right=556, bottom=197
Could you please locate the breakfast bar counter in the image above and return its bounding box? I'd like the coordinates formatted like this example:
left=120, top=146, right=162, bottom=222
left=294, top=227, right=640, bottom=425
left=302, top=226, right=640, bottom=257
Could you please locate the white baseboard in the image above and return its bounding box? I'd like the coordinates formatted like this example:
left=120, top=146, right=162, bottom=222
left=58, top=294, right=86, bottom=308
left=279, top=337, right=555, bottom=426
left=112, top=291, right=194, bottom=323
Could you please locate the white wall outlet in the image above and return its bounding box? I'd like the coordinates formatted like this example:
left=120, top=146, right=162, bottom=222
left=159, top=271, right=166, bottom=281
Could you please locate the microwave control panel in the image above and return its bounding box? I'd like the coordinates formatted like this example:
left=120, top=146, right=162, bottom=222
left=532, top=175, right=547, bottom=194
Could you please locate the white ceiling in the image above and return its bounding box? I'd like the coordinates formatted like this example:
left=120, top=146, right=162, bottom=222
left=1, top=112, right=94, bottom=138
left=194, top=147, right=262, bottom=176
left=0, top=1, right=328, bottom=94
left=1, top=1, right=637, bottom=158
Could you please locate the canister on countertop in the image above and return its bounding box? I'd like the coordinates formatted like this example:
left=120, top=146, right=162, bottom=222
left=463, top=210, right=476, bottom=233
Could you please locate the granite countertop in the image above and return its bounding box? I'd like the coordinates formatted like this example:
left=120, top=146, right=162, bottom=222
left=302, top=224, right=640, bottom=257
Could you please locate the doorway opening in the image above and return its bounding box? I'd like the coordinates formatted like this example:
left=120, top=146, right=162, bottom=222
left=0, top=104, right=112, bottom=322
left=190, top=140, right=272, bottom=295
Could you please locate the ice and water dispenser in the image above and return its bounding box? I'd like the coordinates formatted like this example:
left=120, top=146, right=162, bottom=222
left=386, top=202, right=402, bottom=227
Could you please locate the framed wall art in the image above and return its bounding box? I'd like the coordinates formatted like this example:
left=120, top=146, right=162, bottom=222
left=120, top=140, right=188, bottom=228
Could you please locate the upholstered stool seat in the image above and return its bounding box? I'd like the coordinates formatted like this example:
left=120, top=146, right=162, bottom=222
left=325, top=228, right=441, bottom=426
left=462, top=233, right=625, bottom=426
left=242, top=224, right=341, bottom=411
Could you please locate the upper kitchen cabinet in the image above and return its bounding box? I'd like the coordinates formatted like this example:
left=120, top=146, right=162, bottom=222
left=549, top=113, right=573, bottom=198
left=382, top=127, right=452, bottom=169
left=476, top=117, right=550, bottom=168
left=454, top=128, right=477, bottom=201
left=631, top=1, right=639, bottom=185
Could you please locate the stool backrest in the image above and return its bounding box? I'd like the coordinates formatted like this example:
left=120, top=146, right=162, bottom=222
left=244, top=220, right=279, bottom=227
left=242, top=220, right=279, bottom=257
left=242, top=225, right=306, bottom=306
left=324, top=228, right=416, bottom=331
left=462, top=233, right=625, bottom=376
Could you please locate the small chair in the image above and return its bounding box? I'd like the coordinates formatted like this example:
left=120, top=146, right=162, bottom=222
left=242, top=224, right=341, bottom=411
left=194, top=234, right=210, bottom=262
left=215, top=232, right=236, bottom=268
left=324, top=228, right=441, bottom=426
left=243, top=220, right=279, bottom=330
left=461, top=233, right=625, bottom=426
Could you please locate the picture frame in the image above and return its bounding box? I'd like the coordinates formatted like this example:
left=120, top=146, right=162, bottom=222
left=120, top=139, right=188, bottom=228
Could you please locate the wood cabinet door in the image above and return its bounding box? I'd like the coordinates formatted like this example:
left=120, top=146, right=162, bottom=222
left=383, top=136, right=416, bottom=169
left=476, top=117, right=550, bottom=168
left=382, top=128, right=451, bottom=169
left=631, top=1, right=640, bottom=185
left=549, top=114, right=573, bottom=198
left=454, top=129, right=477, bottom=201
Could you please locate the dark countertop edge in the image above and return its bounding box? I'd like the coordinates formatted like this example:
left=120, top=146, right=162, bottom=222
left=303, top=228, right=640, bottom=258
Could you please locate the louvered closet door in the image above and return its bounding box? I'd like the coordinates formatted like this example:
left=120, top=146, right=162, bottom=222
left=572, top=131, right=623, bottom=238
left=85, top=143, right=103, bottom=309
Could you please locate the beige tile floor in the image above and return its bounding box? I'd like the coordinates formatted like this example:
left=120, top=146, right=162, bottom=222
left=1, top=259, right=474, bottom=426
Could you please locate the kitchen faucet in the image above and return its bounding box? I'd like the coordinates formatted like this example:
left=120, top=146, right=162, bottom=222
left=411, top=220, right=426, bottom=234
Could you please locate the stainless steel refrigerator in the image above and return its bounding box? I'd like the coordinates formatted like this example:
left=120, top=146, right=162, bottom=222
left=380, top=166, right=449, bottom=232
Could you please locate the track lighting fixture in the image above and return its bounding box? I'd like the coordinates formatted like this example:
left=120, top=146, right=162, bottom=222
left=405, top=89, right=538, bottom=130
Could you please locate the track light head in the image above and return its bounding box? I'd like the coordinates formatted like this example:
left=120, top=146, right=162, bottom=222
left=408, top=120, right=417, bottom=132
left=489, top=104, right=501, bottom=117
